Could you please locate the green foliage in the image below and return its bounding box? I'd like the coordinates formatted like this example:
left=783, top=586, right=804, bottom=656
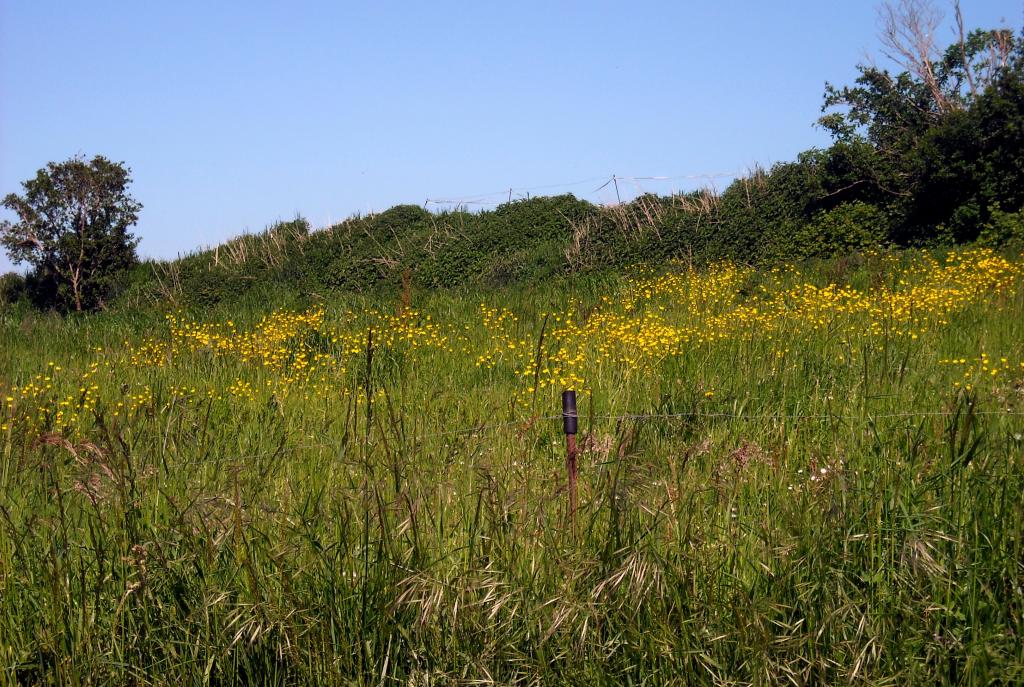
left=820, top=26, right=1024, bottom=246
left=1, top=155, right=141, bottom=312
left=715, top=160, right=824, bottom=263
left=0, top=272, right=26, bottom=306
left=977, top=204, right=1024, bottom=250
left=796, top=201, right=888, bottom=259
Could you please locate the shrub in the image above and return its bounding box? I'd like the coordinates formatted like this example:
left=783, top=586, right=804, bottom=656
left=0, top=271, right=26, bottom=305
left=796, top=202, right=888, bottom=259
left=977, top=204, right=1024, bottom=250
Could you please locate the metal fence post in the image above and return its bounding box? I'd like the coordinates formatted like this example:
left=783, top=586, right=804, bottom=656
left=562, top=390, right=579, bottom=522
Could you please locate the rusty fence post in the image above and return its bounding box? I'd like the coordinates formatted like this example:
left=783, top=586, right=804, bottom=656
left=562, top=390, right=579, bottom=522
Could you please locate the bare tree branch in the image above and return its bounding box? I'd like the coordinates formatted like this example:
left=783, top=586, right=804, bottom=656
left=878, top=0, right=955, bottom=114
left=955, top=1, right=978, bottom=99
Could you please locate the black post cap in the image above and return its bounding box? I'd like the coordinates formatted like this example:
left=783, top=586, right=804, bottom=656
left=562, top=390, right=578, bottom=435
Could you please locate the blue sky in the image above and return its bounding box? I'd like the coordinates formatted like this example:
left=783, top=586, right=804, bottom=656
left=1, top=1, right=1021, bottom=273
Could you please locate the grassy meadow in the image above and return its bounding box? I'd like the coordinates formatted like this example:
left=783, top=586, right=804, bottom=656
left=1, top=247, right=1023, bottom=684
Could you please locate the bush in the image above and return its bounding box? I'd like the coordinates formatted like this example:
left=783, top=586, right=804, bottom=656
left=0, top=271, right=26, bottom=306
left=977, top=205, right=1024, bottom=250
left=796, top=202, right=888, bottom=259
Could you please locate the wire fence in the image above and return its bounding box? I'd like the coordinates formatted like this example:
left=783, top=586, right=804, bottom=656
left=18, top=404, right=1017, bottom=473
left=217, top=407, right=1024, bottom=464
left=420, top=171, right=747, bottom=210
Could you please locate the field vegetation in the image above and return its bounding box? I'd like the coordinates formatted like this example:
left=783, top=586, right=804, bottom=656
left=2, top=247, right=1023, bottom=684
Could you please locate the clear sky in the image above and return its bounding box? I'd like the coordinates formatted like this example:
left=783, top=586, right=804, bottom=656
left=1, top=1, right=1021, bottom=273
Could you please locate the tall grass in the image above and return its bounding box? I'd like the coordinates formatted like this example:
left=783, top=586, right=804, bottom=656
left=1, top=248, right=1022, bottom=685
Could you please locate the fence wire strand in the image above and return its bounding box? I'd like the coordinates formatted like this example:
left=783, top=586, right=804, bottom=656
left=422, top=171, right=745, bottom=208
left=215, top=408, right=1024, bottom=464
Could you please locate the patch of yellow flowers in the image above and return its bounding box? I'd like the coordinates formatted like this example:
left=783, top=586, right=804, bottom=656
left=2, top=248, right=1022, bottom=437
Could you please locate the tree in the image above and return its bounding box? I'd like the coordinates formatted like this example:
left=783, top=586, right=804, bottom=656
left=1, top=155, right=142, bottom=311
left=817, top=3, right=1022, bottom=244
left=821, top=1, right=1018, bottom=145
left=874, top=0, right=1015, bottom=116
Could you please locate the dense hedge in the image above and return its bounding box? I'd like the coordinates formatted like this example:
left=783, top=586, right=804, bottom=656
left=123, top=190, right=1021, bottom=310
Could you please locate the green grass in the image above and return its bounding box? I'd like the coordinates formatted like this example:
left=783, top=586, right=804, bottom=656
left=1, top=248, right=1023, bottom=685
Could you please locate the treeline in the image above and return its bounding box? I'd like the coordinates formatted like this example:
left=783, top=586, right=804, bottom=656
left=3, top=19, right=1023, bottom=311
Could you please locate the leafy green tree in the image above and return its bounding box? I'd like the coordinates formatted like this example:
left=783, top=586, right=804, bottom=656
left=1, top=155, right=142, bottom=311
left=816, top=2, right=1022, bottom=246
